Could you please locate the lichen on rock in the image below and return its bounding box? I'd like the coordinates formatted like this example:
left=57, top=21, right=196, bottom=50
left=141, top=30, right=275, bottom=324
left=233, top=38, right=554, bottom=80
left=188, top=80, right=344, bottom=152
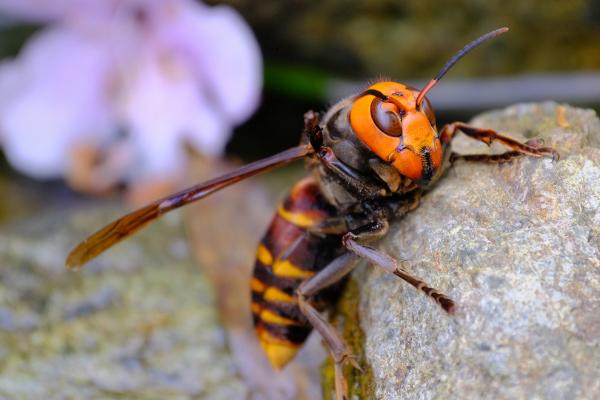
left=322, top=279, right=374, bottom=400
left=332, top=102, right=600, bottom=399
left=0, top=203, right=249, bottom=399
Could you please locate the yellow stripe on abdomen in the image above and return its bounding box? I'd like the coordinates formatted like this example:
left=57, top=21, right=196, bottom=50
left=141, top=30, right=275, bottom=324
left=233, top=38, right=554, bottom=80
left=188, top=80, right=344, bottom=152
left=257, top=328, right=300, bottom=370
left=251, top=277, right=266, bottom=292
left=260, top=309, right=299, bottom=326
left=272, top=259, right=315, bottom=279
left=277, top=205, right=321, bottom=228
left=251, top=302, right=262, bottom=314
left=256, top=244, right=273, bottom=266
left=264, top=286, right=296, bottom=303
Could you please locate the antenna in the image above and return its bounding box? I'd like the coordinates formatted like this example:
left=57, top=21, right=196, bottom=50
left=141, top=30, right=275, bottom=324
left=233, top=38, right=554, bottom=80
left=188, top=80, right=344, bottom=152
left=415, top=27, right=509, bottom=107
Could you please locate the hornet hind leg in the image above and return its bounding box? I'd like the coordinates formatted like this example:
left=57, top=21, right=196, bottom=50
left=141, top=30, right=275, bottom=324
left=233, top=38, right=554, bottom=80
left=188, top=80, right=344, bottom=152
left=296, top=253, right=361, bottom=400
left=296, top=216, right=455, bottom=400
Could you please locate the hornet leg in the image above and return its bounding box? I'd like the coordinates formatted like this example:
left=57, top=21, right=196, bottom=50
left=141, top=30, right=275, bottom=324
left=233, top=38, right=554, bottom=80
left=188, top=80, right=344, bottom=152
left=440, top=121, right=559, bottom=162
left=296, top=253, right=361, bottom=400
left=342, top=220, right=456, bottom=313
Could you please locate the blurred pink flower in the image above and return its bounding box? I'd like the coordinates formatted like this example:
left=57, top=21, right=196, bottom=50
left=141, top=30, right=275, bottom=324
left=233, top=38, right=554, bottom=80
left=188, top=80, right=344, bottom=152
left=0, top=0, right=262, bottom=187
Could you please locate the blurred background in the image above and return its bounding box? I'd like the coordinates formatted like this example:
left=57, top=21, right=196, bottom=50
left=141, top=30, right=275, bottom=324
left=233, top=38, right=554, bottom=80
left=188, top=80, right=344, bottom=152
left=219, top=0, right=600, bottom=159
left=1, top=0, right=599, bottom=186
left=0, top=1, right=598, bottom=399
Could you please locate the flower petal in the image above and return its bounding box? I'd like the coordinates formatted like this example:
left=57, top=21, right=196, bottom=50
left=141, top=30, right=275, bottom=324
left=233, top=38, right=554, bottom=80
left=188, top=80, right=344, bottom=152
left=0, top=27, right=114, bottom=178
left=0, top=0, right=262, bottom=184
left=184, top=92, right=231, bottom=157
left=117, top=46, right=228, bottom=181
left=0, top=0, right=118, bottom=23
left=0, top=61, right=23, bottom=137
left=158, top=1, right=263, bottom=124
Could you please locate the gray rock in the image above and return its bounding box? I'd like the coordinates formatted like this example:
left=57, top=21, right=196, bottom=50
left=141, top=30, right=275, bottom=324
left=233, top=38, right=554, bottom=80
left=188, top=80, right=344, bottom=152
left=0, top=202, right=248, bottom=399
left=338, top=103, right=600, bottom=399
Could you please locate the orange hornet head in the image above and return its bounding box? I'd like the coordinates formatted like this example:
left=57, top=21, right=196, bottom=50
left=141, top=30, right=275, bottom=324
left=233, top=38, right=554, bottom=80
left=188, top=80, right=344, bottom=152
left=349, top=28, right=510, bottom=185
left=349, top=81, right=442, bottom=184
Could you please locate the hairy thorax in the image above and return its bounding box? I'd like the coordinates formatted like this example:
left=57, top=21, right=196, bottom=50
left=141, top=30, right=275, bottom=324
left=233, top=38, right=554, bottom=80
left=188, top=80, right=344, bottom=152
left=309, top=97, right=417, bottom=213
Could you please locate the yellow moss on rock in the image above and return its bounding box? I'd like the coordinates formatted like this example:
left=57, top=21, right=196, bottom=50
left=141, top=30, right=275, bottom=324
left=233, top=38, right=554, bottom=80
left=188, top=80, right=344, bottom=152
left=322, top=277, right=374, bottom=400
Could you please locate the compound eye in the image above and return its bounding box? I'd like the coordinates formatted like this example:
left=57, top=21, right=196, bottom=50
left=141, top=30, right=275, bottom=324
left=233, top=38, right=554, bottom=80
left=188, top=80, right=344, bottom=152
left=370, top=98, right=403, bottom=137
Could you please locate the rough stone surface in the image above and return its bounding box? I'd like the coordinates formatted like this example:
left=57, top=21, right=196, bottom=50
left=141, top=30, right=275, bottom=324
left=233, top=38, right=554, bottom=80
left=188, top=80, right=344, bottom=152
left=344, top=103, right=600, bottom=399
left=0, top=202, right=248, bottom=399
left=345, top=103, right=600, bottom=399
left=0, top=161, right=325, bottom=400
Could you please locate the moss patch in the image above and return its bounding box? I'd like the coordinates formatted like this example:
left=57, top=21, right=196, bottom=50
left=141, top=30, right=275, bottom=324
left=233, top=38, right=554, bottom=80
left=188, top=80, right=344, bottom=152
left=322, top=277, right=374, bottom=399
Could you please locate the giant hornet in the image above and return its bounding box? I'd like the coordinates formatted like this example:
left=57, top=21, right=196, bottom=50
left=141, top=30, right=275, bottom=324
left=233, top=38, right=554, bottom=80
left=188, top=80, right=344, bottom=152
left=66, top=28, right=558, bottom=400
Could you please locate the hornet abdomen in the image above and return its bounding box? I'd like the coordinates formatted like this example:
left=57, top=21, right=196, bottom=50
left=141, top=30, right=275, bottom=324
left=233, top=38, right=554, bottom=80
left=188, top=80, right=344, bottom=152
left=251, top=177, right=345, bottom=369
